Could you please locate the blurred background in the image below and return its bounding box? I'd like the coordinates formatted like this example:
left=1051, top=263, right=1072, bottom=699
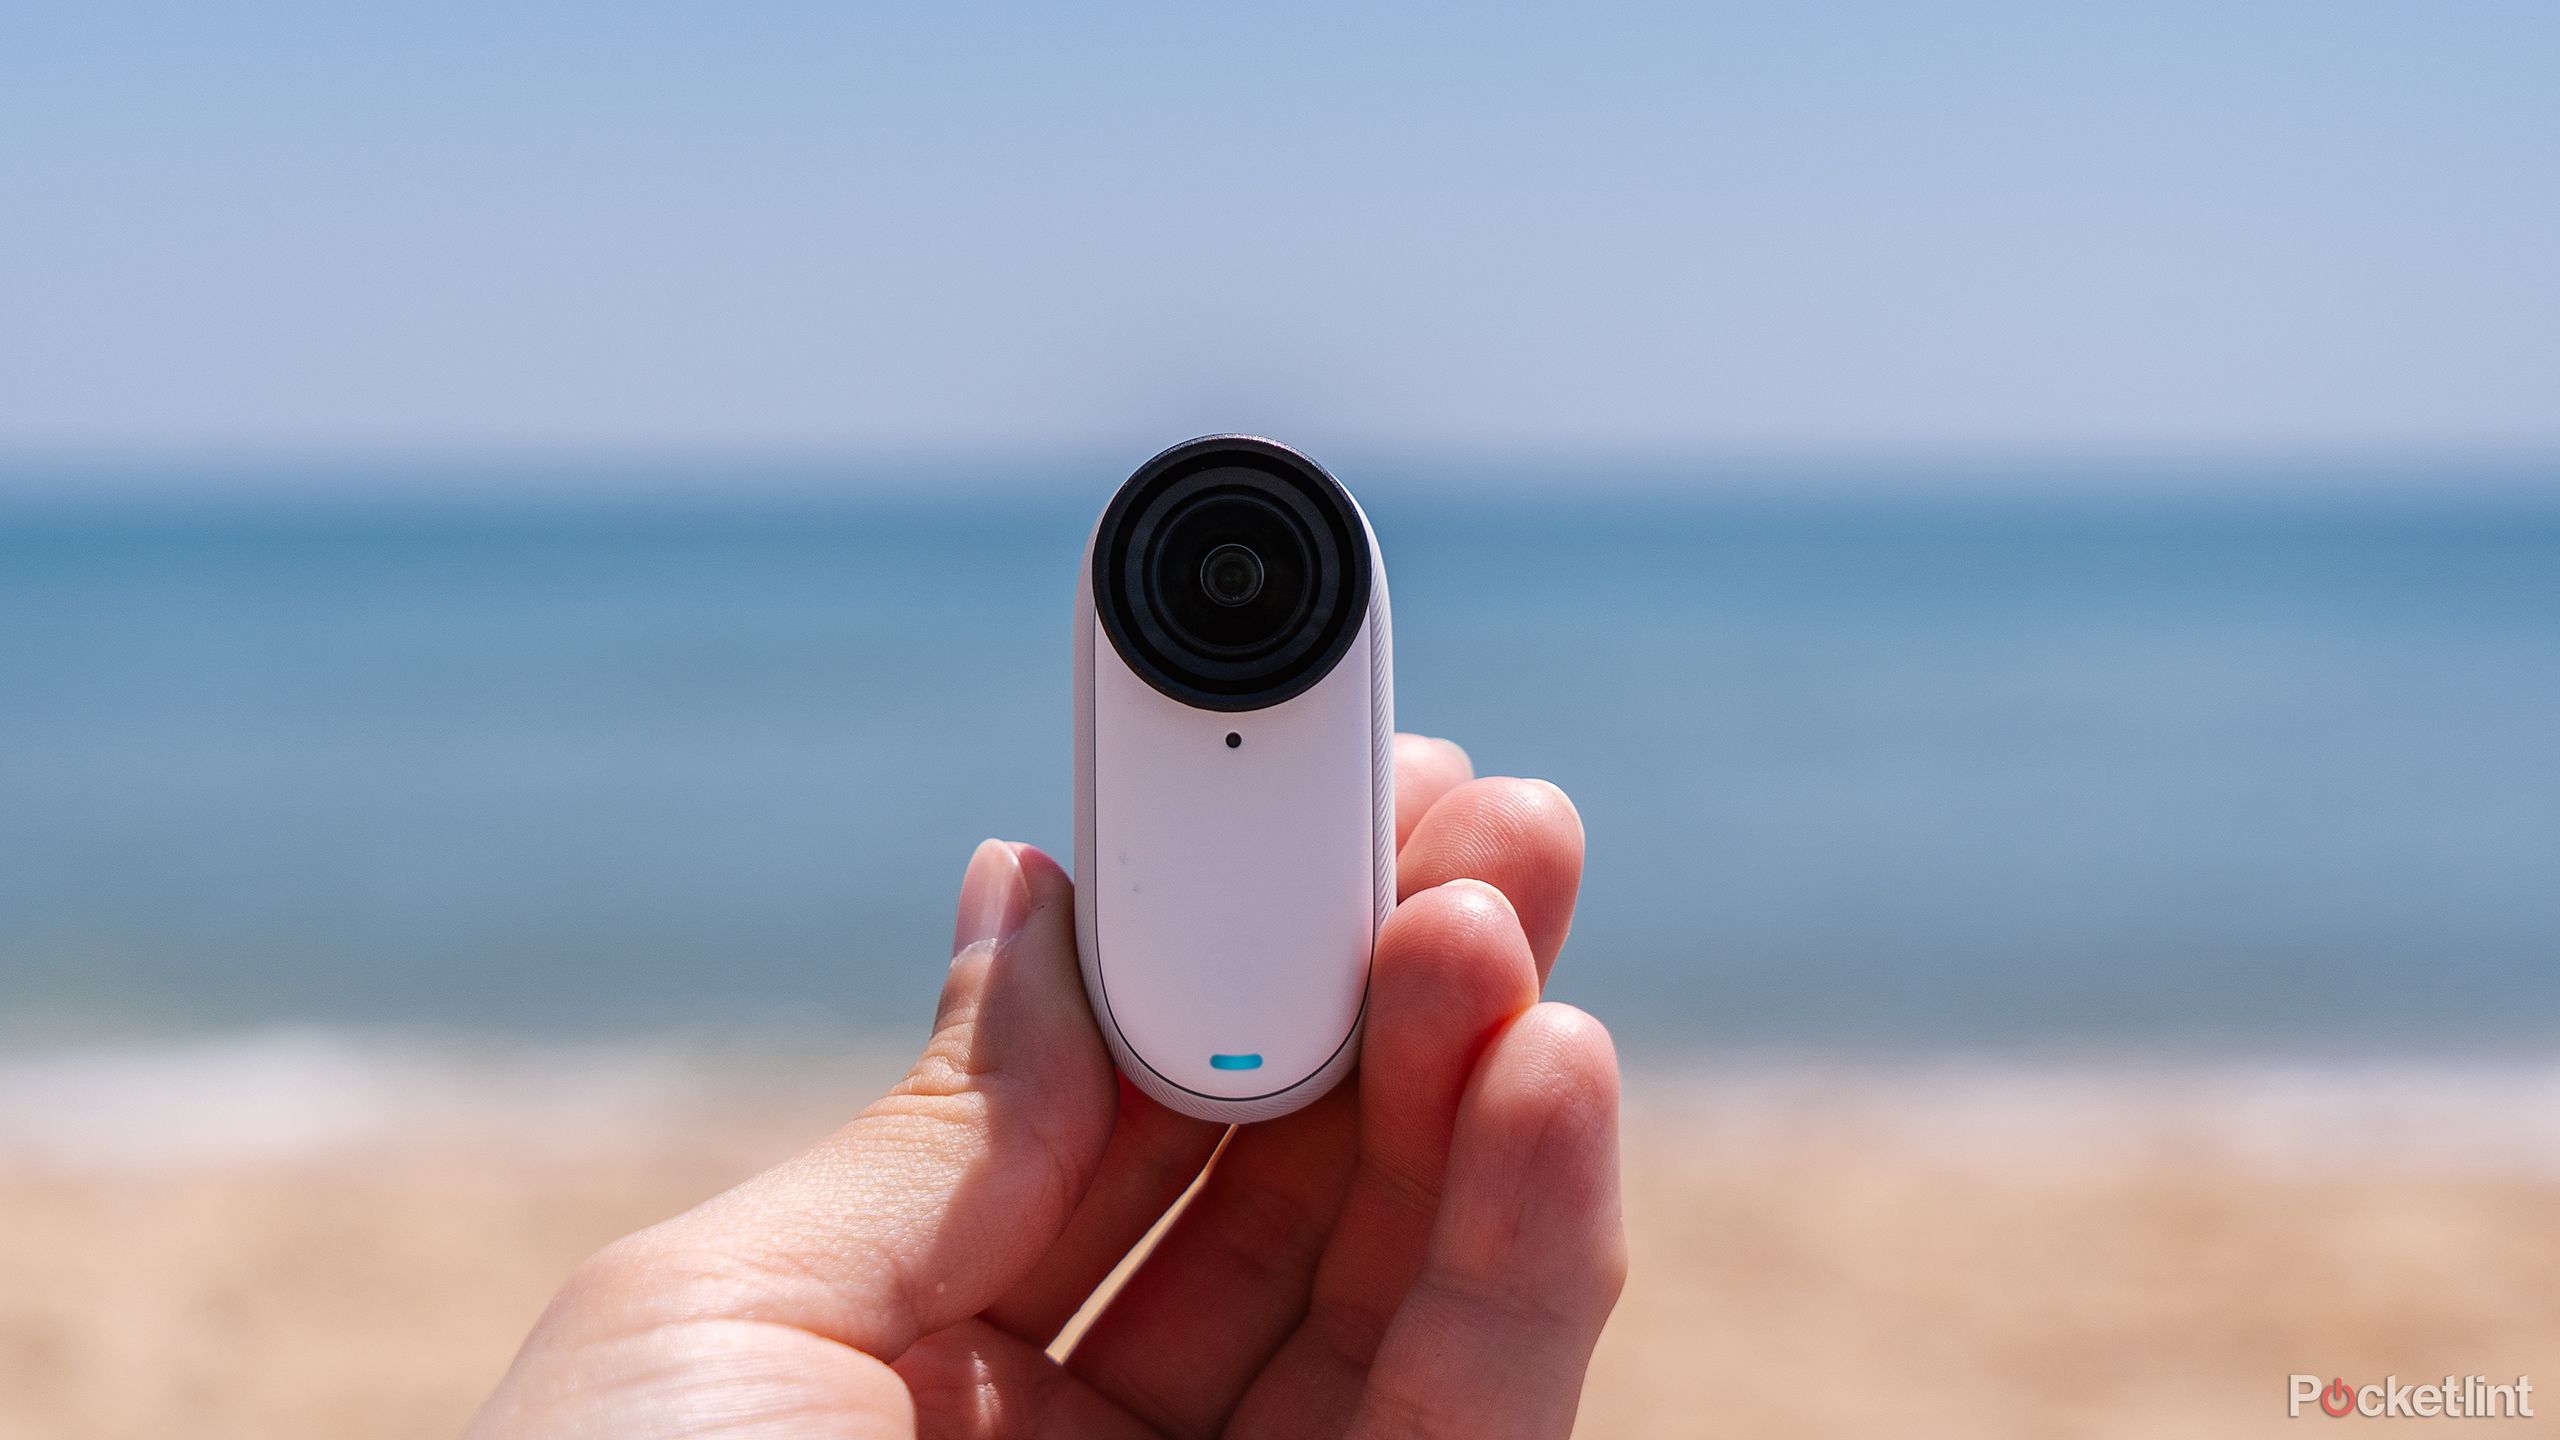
left=3, top=4, right=2557, bottom=1437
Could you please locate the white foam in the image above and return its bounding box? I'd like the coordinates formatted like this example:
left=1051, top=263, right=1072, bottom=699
left=7, top=1030, right=2559, bottom=1176
left=1636, top=1053, right=2560, bottom=1176
left=0, top=1028, right=786, bottom=1170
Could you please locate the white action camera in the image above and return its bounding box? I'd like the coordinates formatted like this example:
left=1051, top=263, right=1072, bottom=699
left=1074, top=436, right=1394, bottom=1124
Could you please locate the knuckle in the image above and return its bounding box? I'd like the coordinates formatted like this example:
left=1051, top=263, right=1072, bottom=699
left=540, top=1226, right=734, bottom=1340
left=1591, top=1227, right=1632, bottom=1315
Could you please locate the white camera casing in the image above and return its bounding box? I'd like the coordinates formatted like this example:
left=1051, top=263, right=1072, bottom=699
left=1073, top=437, right=1394, bottom=1125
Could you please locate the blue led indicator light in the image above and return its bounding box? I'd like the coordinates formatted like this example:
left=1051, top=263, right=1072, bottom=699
left=1209, top=1053, right=1264, bottom=1071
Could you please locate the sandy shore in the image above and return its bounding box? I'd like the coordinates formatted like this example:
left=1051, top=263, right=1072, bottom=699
left=3, top=1035, right=2556, bottom=1438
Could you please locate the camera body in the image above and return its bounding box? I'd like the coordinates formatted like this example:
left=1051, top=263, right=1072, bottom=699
left=1073, top=436, right=1393, bottom=1124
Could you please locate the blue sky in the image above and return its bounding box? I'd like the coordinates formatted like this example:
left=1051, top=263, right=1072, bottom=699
left=3, top=2, right=2556, bottom=469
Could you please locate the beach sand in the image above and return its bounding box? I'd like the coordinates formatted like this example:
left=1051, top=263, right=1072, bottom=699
left=3, top=1038, right=2556, bottom=1438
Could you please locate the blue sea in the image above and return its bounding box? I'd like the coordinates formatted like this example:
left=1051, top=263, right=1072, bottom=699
left=4, top=476, right=2556, bottom=1058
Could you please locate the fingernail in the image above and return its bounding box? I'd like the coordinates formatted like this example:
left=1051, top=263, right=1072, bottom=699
left=953, top=838, right=1030, bottom=957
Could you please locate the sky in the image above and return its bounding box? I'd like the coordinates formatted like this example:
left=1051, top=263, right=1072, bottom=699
left=3, top=2, right=2557, bottom=474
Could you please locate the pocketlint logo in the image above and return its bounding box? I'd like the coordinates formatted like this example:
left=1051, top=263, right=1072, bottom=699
left=2289, top=1374, right=2534, bottom=1419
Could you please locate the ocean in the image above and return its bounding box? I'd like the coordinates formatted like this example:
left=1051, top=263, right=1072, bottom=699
left=4, top=478, right=2556, bottom=1058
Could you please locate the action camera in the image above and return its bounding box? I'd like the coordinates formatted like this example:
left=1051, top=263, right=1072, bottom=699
left=1073, top=435, right=1394, bottom=1123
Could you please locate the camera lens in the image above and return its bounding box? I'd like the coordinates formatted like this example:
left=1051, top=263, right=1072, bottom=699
left=1093, top=437, right=1373, bottom=711
left=1147, top=491, right=1310, bottom=660
left=1199, top=544, right=1264, bottom=607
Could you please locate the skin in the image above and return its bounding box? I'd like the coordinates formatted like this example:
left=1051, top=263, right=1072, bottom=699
left=470, top=735, right=1623, bottom=1439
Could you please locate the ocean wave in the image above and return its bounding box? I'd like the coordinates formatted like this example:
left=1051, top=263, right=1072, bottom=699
left=0, top=1026, right=897, bottom=1170
left=6, top=1027, right=2559, bottom=1175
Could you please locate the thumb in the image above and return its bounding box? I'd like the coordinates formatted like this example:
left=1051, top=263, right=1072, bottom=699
left=602, top=839, right=1119, bottom=1362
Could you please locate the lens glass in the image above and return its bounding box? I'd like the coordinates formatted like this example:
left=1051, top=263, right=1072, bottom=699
left=1147, top=491, right=1312, bottom=657
left=1199, top=543, right=1265, bottom=607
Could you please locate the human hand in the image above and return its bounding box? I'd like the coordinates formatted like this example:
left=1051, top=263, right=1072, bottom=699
left=469, top=735, right=1621, bottom=1439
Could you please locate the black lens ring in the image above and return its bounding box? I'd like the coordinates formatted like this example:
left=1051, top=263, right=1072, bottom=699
left=1126, top=483, right=1319, bottom=660
left=1114, top=458, right=1344, bottom=693
left=1093, top=436, right=1373, bottom=712
left=1120, top=470, right=1337, bottom=679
